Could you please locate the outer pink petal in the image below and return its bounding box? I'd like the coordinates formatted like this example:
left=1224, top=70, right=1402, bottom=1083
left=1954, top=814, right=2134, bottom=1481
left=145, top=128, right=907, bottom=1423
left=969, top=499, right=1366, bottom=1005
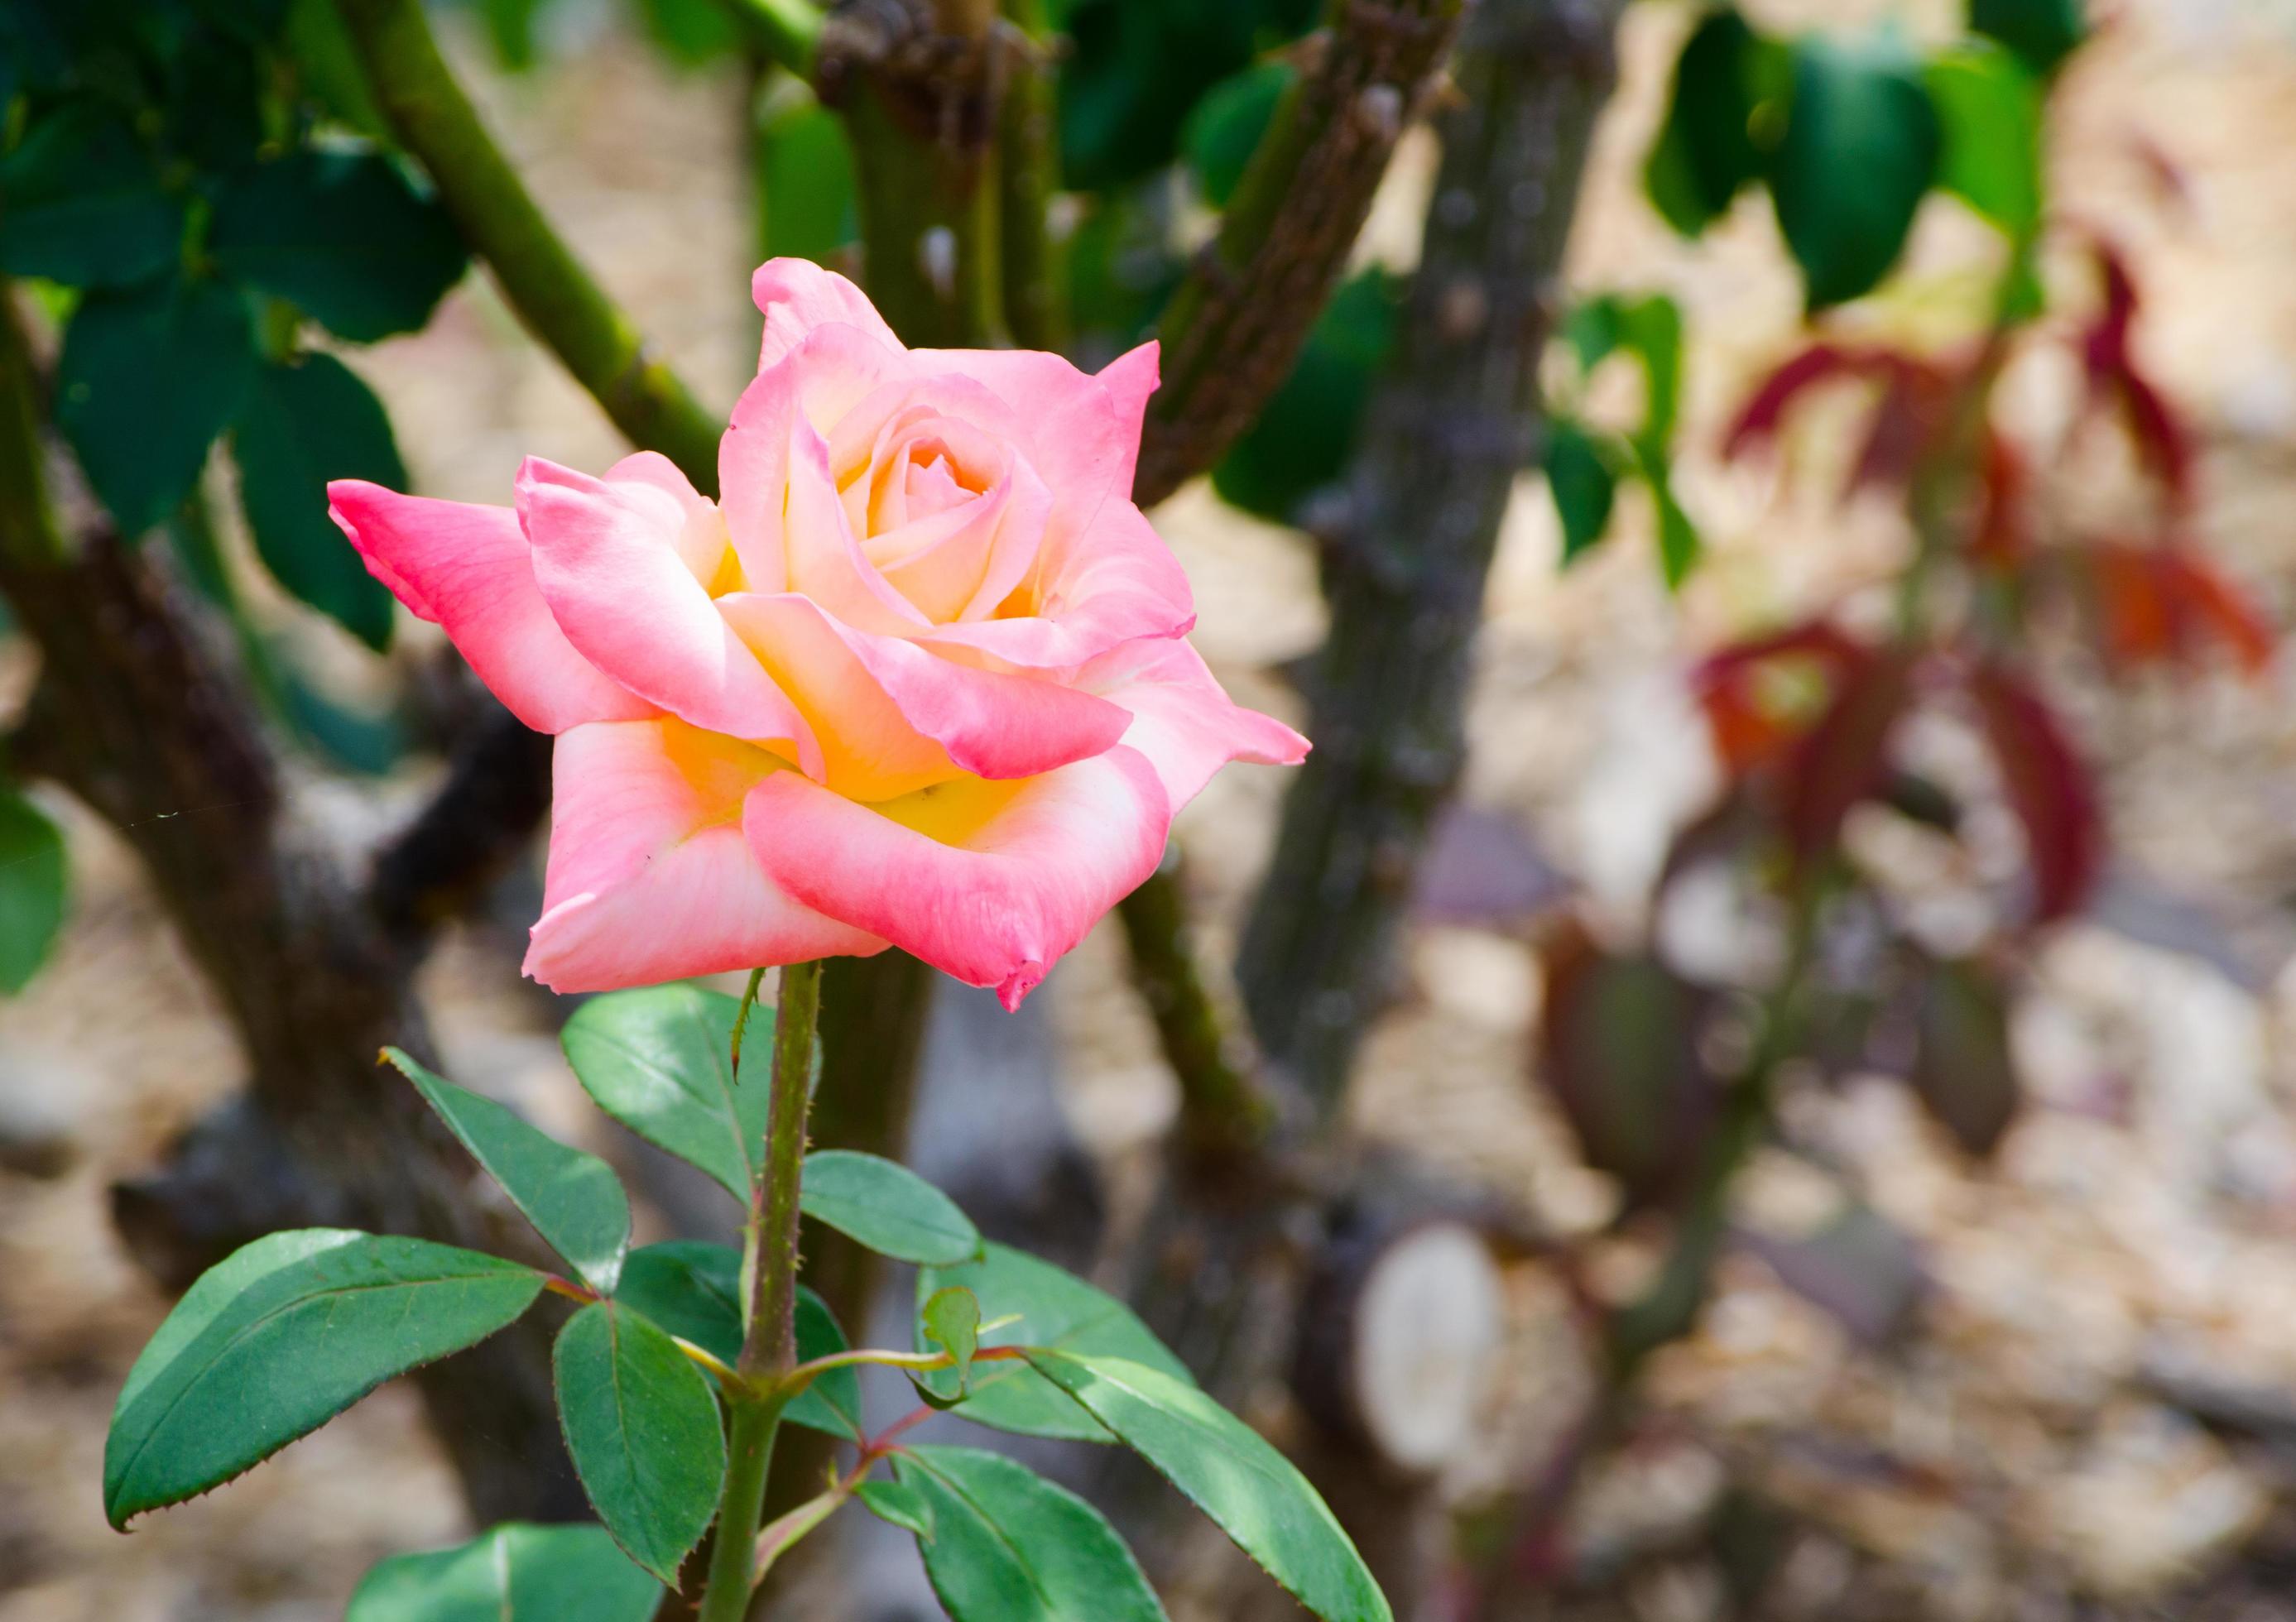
left=755, top=258, right=902, bottom=371
left=526, top=719, right=884, bottom=992
left=517, top=458, right=824, bottom=774
left=921, top=499, right=1196, bottom=672
left=718, top=592, right=1131, bottom=799
left=602, top=451, right=729, bottom=585
left=744, top=747, right=1169, bottom=1009
left=328, top=481, right=653, bottom=734
left=1081, top=637, right=1310, bottom=808
left=1094, top=341, right=1160, bottom=497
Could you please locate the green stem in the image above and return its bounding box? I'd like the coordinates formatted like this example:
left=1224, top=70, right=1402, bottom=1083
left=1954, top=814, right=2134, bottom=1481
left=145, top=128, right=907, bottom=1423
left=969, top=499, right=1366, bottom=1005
left=698, top=1392, right=790, bottom=1622
left=1113, top=847, right=1272, bottom=1157
left=699, top=957, right=825, bottom=1621
left=842, top=84, right=1007, bottom=349
left=329, top=0, right=723, bottom=492
left=0, top=285, right=66, bottom=569
left=726, top=0, right=824, bottom=78
left=997, top=0, right=1067, bottom=352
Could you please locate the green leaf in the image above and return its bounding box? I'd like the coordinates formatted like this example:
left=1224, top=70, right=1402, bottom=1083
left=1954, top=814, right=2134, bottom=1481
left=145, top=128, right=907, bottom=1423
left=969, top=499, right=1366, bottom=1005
left=479, top=0, right=553, bottom=70
left=755, top=81, right=857, bottom=264
left=188, top=0, right=293, bottom=45
left=634, top=0, right=739, bottom=65
left=57, top=275, right=257, bottom=535
left=1022, top=1353, right=1389, bottom=1622
left=612, top=1242, right=862, bottom=1438
left=277, top=660, right=406, bottom=774
left=801, top=1149, right=981, bottom=1266
left=922, top=1286, right=981, bottom=1394
left=0, top=103, right=185, bottom=290
left=386, top=1048, right=631, bottom=1293
left=553, top=1301, right=726, bottom=1584
left=1183, top=60, right=1294, bottom=209
left=283, top=0, right=392, bottom=137
left=1925, top=44, right=2041, bottom=240
left=1561, top=293, right=1684, bottom=460
left=105, top=1231, right=542, bottom=1528
left=1770, top=35, right=1942, bottom=309
left=1970, top=0, right=2085, bottom=77
left=346, top=1523, right=661, bottom=1621
left=896, top=1446, right=1167, bottom=1622
left=1212, top=269, right=1398, bottom=524
left=232, top=353, right=403, bottom=650
left=1056, top=0, right=1319, bottom=193
left=560, top=983, right=779, bottom=1204
left=1653, top=473, right=1703, bottom=589
left=165, top=26, right=267, bottom=171
left=1644, top=9, right=1790, bottom=237
left=209, top=149, right=469, bottom=343
left=915, top=1243, right=1192, bottom=1442
left=1544, top=420, right=1617, bottom=565
left=856, top=1478, right=935, bottom=1542
left=0, top=788, right=67, bottom=995
left=1616, top=294, right=1684, bottom=455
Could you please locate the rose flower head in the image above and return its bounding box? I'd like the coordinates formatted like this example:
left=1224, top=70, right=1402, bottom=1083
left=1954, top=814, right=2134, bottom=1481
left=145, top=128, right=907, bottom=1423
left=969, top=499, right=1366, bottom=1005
left=329, top=261, right=1306, bottom=1008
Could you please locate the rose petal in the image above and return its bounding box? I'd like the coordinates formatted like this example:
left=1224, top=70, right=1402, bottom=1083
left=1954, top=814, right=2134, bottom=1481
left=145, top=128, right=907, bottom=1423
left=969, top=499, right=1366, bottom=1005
left=744, top=746, right=1169, bottom=1009
left=602, top=450, right=735, bottom=588
left=526, top=718, right=885, bottom=992
left=921, top=498, right=1195, bottom=671
left=723, top=330, right=928, bottom=634
left=518, top=457, right=824, bottom=773
left=870, top=456, right=1054, bottom=626
left=1082, top=636, right=1310, bottom=807
left=910, top=340, right=1159, bottom=547
left=718, top=591, right=1130, bottom=799
left=327, top=480, right=653, bottom=734
left=754, top=257, right=901, bottom=372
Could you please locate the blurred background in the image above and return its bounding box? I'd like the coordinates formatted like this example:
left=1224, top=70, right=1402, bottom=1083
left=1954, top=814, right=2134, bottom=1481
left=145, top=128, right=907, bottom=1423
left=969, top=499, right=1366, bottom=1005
left=10, top=0, right=2296, bottom=1617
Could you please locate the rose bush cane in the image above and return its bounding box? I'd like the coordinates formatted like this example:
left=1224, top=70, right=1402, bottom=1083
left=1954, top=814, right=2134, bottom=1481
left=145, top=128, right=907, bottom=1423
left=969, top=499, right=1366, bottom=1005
left=98, top=264, right=1387, bottom=1622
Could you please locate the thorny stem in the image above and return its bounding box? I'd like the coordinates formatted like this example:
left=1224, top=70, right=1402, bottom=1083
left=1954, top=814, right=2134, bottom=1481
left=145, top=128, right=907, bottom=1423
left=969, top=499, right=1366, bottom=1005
left=733, top=965, right=768, bottom=1328
left=698, top=958, right=825, bottom=1622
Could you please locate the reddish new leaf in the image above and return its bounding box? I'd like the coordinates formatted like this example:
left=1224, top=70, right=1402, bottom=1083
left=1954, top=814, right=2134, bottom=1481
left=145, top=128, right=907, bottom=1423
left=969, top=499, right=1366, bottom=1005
left=1968, top=660, right=2102, bottom=924
left=1725, top=343, right=1949, bottom=498
left=1724, top=344, right=1886, bottom=461
left=2170, top=550, right=2274, bottom=674
left=2084, top=542, right=2273, bottom=678
left=2080, top=239, right=2195, bottom=506
left=1693, top=619, right=1869, bottom=775
left=1967, top=429, right=2032, bottom=567
left=1780, top=645, right=1919, bottom=864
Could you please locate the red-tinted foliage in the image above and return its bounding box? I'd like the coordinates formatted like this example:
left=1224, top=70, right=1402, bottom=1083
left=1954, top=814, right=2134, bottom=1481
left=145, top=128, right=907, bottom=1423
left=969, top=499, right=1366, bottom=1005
left=2084, top=542, right=2273, bottom=675
left=1780, top=645, right=1919, bottom=865
left=1693, top=619, right=1870, bottom=774
left=1967, top=660, right=2103, bottom=924
left=2078, top=238, right=2195, bottom=506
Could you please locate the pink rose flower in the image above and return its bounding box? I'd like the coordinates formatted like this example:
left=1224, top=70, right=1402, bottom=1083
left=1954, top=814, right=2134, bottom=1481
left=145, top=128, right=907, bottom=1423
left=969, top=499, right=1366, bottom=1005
left=329, top=260, right=1307, bottom=1008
